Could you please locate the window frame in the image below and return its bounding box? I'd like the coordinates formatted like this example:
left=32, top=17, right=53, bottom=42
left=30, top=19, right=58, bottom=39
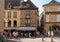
left=57, top=7, right=60, bottom=11
left=46, top=15, right=49, bottom=22
left=8, top=12, right=11, bottom=18
left=13, top=12, right=17, bottom=18
left=26, top=10, right=30, bottom=18
left=57, top=14, right=60, bottom=22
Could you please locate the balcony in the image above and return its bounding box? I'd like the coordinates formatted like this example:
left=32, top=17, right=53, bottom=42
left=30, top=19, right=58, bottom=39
left=25, top=16, right=30, bottom=19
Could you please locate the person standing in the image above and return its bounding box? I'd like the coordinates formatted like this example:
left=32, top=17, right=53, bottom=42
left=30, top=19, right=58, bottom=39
left=9, top=33, right=12, bottom=39
left=16, top=31, right=18, bottom=38
left=4, top=31, right=8, bottom=37
left=12, top=31, right=16, bottom=38
left=29, top=33, right=31, bottom=38
left=12, top=31, right=18, bottom=38
left=2, top=33, right=7, bottom=42
left=48, top=31, right=50, bottom=37
left=21, top=33, right=23, bottom=37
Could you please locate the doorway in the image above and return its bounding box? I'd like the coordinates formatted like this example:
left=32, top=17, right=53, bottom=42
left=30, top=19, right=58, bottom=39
left=52, top=25, right=60, bottom=36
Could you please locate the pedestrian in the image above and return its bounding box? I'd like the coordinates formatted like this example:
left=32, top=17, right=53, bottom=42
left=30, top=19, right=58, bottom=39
left=24, top=33, right=26, bottom=37
left=4, top=31, right=8, bottom=37
left=48, top=31, right=50, bottom=37
left=16, top=31, right=18, bottom=38
left=36, top=31, right=40, bottom=37
left=12, top=31, right=16, bottom=38
left=12, top=31, right=18, bottom=38
left=2, top=33, right=7, bottom=42
left=21, top=33, right=23, bottom=37
left=29, top=33, right=31, bottom=38
left=0, top=32, right=3, bottom=42
left=9, top=33, right=12, bottom=39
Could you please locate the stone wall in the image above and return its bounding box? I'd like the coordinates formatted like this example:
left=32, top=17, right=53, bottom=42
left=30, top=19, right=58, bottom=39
left=0, top=0, right=4, bottom=32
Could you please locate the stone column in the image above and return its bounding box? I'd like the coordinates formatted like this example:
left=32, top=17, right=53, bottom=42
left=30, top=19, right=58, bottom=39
left=11, top=20, right=13, bottom=27
left=11, top=11, right=13, bottom=27
left=5, top=21, right=8, bottom=27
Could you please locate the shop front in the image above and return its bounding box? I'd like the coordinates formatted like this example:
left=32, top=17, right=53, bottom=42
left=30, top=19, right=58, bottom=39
left=4, top=27, right=36, bottom=37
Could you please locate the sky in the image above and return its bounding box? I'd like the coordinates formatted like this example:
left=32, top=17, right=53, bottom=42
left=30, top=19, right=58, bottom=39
left=24, top=0, right=60, bottom=15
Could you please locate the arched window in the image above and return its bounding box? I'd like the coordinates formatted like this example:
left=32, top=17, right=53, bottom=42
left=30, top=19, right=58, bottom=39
left=8, top=20, right=11, bottom=27
left=13, top=20, right=17, bottom=27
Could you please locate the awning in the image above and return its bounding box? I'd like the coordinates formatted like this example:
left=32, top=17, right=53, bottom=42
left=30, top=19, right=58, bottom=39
left=4, top=27, right=36, bottom=31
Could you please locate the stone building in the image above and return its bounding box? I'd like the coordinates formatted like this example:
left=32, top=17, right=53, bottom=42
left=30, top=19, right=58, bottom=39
left=0, top=0, right=4, bottom=32
left=43, top=0, right=60, bottom=35
left=4, top=0, right=39, bottom=34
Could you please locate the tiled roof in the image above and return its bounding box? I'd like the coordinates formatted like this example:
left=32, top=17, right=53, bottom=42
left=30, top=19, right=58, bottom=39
left=19, top=0, right=38, bottom=9
left=5, top=0, right=20, bottom=9
left=49, top=0, right=59, bottom=4
left=5, top=0, right=38, bottom=9
left=43, top=0, right=60, bottom=6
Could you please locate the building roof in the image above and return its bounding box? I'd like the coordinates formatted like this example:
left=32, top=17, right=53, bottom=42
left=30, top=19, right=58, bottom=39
left=19, top=0, right=38, bottom=9
left=43, top=0, right=60, bottom=6
left=5, top=0, right=20, bottom=9
left=49, top=0, right=59, bottom=4
left=5, top=0, right=38, bottom=9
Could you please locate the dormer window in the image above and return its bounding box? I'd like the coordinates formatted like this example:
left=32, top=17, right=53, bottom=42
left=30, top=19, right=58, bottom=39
left=26, top=3, right=30, bottom=7
left=7, top=3, right=11, bottom=9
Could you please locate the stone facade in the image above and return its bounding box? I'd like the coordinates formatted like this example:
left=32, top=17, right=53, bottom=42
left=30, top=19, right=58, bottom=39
left=3, top=0, right=39, bottom=32
left=43, top=0, right=60, bottom=35
left=4, top=9, right=38, bottom=28
left=0, top=0, right=4, bottom=32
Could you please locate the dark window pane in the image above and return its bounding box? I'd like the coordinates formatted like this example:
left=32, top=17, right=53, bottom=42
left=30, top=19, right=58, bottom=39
left=14, top=20, right=17, bottom=27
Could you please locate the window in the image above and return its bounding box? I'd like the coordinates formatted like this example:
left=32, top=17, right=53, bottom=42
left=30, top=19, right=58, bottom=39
left=13, top=12, right=17, bottom=18
left=8, top=12, right=11, bottom=18
left=45, top=7, right=49, bottom=11
left=57, top=14, right=60, bottom=22
left=26, top=19, right=30, bottom=23
left=26, top=19, right=30, bottom=26
left=57, top=7, right=60, bottom=11
left=13, top=20, right=17, bottom=27
left=26, top=10, right=30, bottom=15
left=7, top=3, right=11, bottom=9
left=46, top=15, right=49, bottom=22
left=26, top=4, right=30, bottom=7
left=26, top=10, right=30, bottom=18
left=8, top=20, right=11, bottom=27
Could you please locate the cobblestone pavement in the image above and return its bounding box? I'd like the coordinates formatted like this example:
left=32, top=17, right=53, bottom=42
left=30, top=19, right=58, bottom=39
left=7, top=37, right=60, bottom=42
left=7, top=40, right=18, bottom=42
